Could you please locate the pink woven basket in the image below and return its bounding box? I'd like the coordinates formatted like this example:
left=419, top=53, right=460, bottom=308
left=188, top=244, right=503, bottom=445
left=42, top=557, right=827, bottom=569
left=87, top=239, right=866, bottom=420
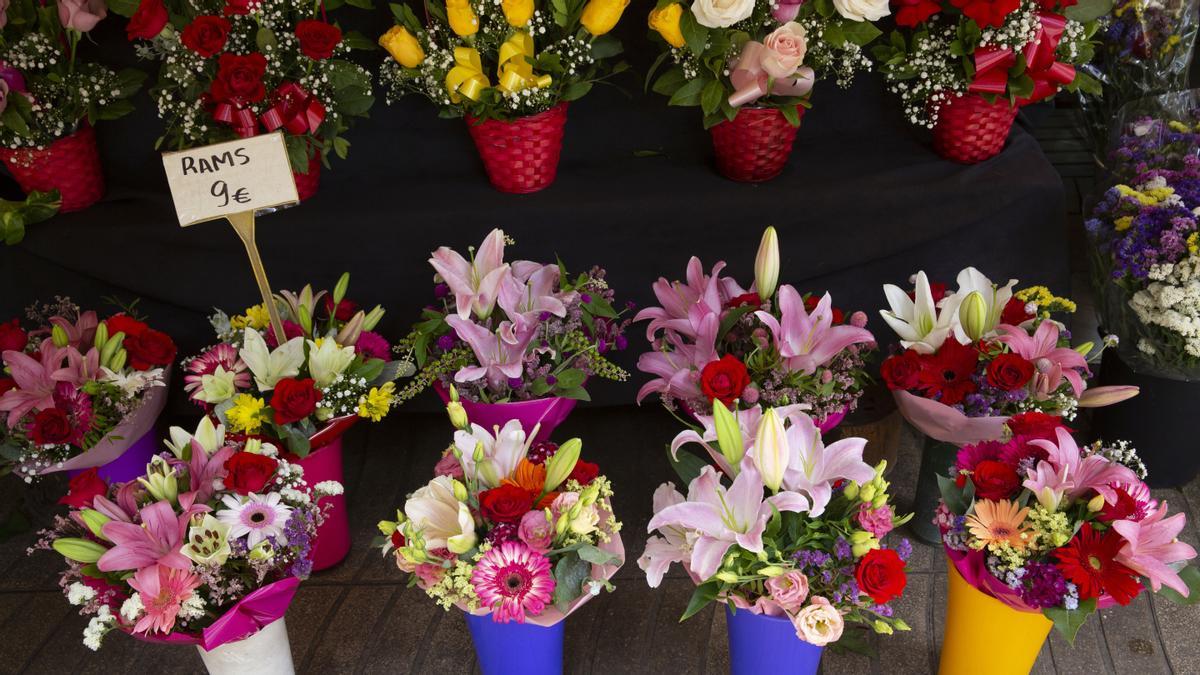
left=293, top=151, right=321, bottom=201
left=710, top=107, right=803, bottom=183
left=466, top=103, right=568, bottom=194
left=0, top=124, right=104, bottom=212
left=932, top=93, right=1019, bottom=164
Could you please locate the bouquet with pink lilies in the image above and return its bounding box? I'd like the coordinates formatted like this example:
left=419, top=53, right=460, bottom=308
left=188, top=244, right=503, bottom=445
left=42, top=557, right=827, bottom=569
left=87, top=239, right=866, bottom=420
left=0, top=299, right=174, bottom=482
left=32, top=418, right=341, bottom=651
left=636, top=227, right=876, bottom=441
left=640, top=401, right=912, bottom=664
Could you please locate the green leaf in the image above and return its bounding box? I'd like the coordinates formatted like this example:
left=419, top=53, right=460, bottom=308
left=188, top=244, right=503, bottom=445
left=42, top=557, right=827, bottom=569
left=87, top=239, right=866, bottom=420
left=106, top=0, right=138, bottom=16
left=1156, top=566, right=1200, bottom=605
left=700, top=79, right=724, bottom=115
left=668, top=446, right=708, bottom=486
left=591, top=34, right=623, bottom=59
left=652, top=68, right=687, bottom=96
left=562, top=81, right=593, bottom=101
left=679, top=10, right=709, bottom=56
left=555, top=368, right=586, bottom=389
left=1043, top=598, right=1097, bottom=644
left=668, top=77, right=705, bottom=107
left=1065, top=0, right=1112, bottom=22
left=256, top=27, right=277, bottom=51
left=681, top=580, right=720, bottom=621
left=841, top=20, right=882, bottom=47
left=343, top=30, right=377, bottom=50
left=0, top=190, right=60, bottom=245
left=344, top=0, right=374, bottom=8
left=937, top=473, right=967, bottom=514
left=822, top=22, right=845, bottom=47
left=813, top=0, right=834, bottom=17
left=578, top=544, right=621, bottom=566
left=0, top=103, right=29, bottom=137
left=779, top=104, right=801, bottom=127
left=556, top=386, right=590, bottom=401
left=717, top=304, right=756, bottom=341
left=552, top=553, right=592, bottom=612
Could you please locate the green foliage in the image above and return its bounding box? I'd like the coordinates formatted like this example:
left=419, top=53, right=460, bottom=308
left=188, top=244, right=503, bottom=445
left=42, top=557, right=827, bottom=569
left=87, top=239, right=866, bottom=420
left=0, top=190, right=61, bottom=245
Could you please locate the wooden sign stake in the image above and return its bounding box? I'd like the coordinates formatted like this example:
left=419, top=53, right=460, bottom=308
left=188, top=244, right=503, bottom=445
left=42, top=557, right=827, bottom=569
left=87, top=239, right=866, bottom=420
left=225, top=211, right=287, bottom=345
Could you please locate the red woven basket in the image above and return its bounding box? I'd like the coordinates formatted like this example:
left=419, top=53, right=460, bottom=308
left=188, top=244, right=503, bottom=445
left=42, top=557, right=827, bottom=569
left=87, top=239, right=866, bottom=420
left=932, top=93, right=1019, bottom=164
left=293, top=151, right=321, bottom=201
left=0, top=124, right=104, bottom=212
left=710, top=107, right=803, bottom=183
left=465, top=103, right=568, bottom=194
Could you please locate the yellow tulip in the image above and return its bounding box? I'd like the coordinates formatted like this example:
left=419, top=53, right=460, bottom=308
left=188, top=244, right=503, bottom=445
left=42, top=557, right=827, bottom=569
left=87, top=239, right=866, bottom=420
left=502, top=0, right=535, bottom=27
left=648, top=3, right=685, bottom=48
left=581, top=0, right=629, bottom=36
left=379, top=25, right=425, bottom=68
left=445, top=0, right=479, bottom=36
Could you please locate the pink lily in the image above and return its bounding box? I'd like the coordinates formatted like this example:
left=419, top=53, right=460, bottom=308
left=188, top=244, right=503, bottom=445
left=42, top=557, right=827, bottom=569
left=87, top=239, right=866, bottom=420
left=1028, top=428, right=1138, bottom=503
left=755, top=287, right=875, bottom=375
left=176, top=438, right=236, bottom=505
left=634, top=257, right=747, bottom=341
left=97, top=500, right=198, bottom=572
left=763, top=411, right=875, bottom=516
left=635, top=314, right=718, bottom=403
left=646, top=463, right=809, bottom=581
left=446, top=315, right=537, bottom=391
left=497, top=263, right=567, bottom=342
left=49, top=310, right=98, bottom=350
left=50, top=344, right=101, bottom=386
left=0, top=348, right=58, bottom=427
left=1113, top=503, right=1197, bottom=596
left=996, top=322, right=1089, bottom=397
left=1078, top=385, right=1140, bottom=408
left=669, top=403, right=811, bottom=475
left=429, top=228, right=511, bottom=320
left=638, top=482, right=693, bottom=587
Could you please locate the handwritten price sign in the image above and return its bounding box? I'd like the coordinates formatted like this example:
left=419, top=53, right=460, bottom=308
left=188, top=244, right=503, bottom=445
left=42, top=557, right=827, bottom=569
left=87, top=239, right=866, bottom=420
left=161, top=132, right=299, bottom=227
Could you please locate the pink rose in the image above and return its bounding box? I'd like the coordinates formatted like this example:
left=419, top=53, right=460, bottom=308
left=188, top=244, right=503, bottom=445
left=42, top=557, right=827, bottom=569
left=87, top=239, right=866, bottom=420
left=433, top=451, right=464, bottom=478
left=517, top=510, right=554, bottom=553
left=856, top=504, right=895, bottom=538
left=791, top=596, right=844, bottom=646
left=761, top=22, right=807, bottom=79
left=765, top=570, right=810, bottom=612
left=57, top=0, right=108, bottom=32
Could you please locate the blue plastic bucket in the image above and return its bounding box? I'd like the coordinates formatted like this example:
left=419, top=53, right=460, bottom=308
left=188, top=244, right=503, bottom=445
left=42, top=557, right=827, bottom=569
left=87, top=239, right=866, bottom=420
left=725, top=606, right=823, bottom=675
left=464, top=612, right=565, bottom=675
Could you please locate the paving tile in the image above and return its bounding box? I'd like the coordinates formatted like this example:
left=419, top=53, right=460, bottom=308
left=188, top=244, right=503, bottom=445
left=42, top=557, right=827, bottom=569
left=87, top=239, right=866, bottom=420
left=287, top=585, right=345, bottom=668
left=589, top=578, right=658, bottom=672
left=703, top=603, right=730, bottom=675
left=1045, top=606, right=1109, bottom=675
left=356, top=586, right=438, bottom=674
left=0, top=591, right=72, bottom=670
left=877, top=572, right=935, bottom=674
left=1148, top=590, right=1200, bottom=675
left=411, top=610, right=476, bottom=674
left=1098, top=592, right=1171, bottom=674
left=563, top=596, right=603, bottom=675
left=645, top=577, right=712, bottom=674
left=300, top=585, right=396, bottom=673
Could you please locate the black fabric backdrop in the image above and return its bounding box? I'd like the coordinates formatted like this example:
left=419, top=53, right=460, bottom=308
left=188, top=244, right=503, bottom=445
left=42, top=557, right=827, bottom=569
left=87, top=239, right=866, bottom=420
left=0, top=7, right=1069, bottom=409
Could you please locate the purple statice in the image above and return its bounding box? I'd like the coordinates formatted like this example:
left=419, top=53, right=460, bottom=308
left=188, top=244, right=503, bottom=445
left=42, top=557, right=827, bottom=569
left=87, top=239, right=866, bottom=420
left=436, top=334, right=457, bottom=352
left=486, top=522, right=519, bottom=545
left=793, top=549, right=831, bottom=571
left=895, top=538, right=913, bottom=562
left=1018, top=563, right=1070, bottom=610
left=284, top=510, right=314, bottom=578
left=872, top=604, right=894, bottom=618
left=833, top=537, right=852, bottom=561
left=434, top=283, right=450, bottom=299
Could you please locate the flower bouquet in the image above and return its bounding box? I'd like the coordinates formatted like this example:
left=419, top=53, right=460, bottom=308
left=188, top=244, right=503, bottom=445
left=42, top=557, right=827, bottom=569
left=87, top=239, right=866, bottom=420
left=0, top=299, right=175, bottom=484
left=641, top=402, right=912, bottom=674
left=186, top=273, right=402, bottom=570
left=871, top=0, right=1101, bottom=163
left=636, top=228, right=876, bottom=477
left=395, top=228, right=631, bottom=441
left=113, top=0, right=376, bottom=200
left=376, top=415, right=623, bottom=674
left=935, top=421, right=1198, bottom=674
left=645, top=0, right=887, bottom=181
left=34, top=420, right=340, bottom=674
left=377, top=0, right=630, bottom=192
left=0, top=0, right=144, bottom=210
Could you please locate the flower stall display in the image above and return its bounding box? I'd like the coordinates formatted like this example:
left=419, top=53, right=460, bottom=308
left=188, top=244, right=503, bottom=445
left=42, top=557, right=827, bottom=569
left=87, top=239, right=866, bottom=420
left=645, top=0, right=887, bottom=181
left=935, top=422, right=1198, bottom=674
left=377, top=0, right=630, bottom=193
left=186, top=273, right=402, bottom=569
left=33, top=422, right=340, bottom=673
left=640, top=402, right=912, bottom=674
left=0, top=299, right=175, bottom=484
left=395, top=228, right=631, bottom=441
left=376, top=415, right=623, bottom=674
left=113, top=0, right=376, bottom=200
left=0, top=0, right=144, bottom=210
left=871, top=0, right=1101, bottom=163
left=636, top=227, right=876, bottom=471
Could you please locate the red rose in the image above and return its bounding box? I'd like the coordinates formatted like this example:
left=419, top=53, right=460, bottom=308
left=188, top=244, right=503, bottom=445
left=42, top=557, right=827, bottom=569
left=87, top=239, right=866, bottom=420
left=182, top=16, right=231, bottom=57
left=270, top=377, right=323, bottom=424
left=29, top=408, right=75, bottom=445
left=323, top=296, right=358, bottom=322
left=125, top=328, right=177, bottom=371
left=855, top=548, right=908, bottom=604
left=104, top=314, right=149, bottom=338
left=804, top=295, right=844, bottom=324
left=223, top=451, right=280, bottom=495
left=58, top=468, right=108, bottom=509
left=479, top=484, right=535, bottom=524
left=985, top=353, right=1035, bottom=390
left=211, top=52, right=267, bottom=104
left=126, top=0, right=168, bottom=40
left=725, top=292, right=762, bottom=309
left=971, top=460, right=1021, bottom=500
left=0, top=318, right=26, bottom=353
left=223, top=0, right=254, bottom=15
left=391, top=530, right=406, bottom=548
left=948, top=0, right=1019, bottom=27
left=891, top=0, right=941, bottom=26
left=0, top=377, right=15, bottom=396
left=295, top=20, right=342, bottom=60
left=1006, top=411, right=1070, bottom=441
left=1000, top=297, right=1034, bottom=326
left=880, top=350, right=923, bottom=390
left=699, top=354, right=751, bottom=406
left=567, top=459, right=600, bottom=485
left=908, top=281, right=947, bottom=304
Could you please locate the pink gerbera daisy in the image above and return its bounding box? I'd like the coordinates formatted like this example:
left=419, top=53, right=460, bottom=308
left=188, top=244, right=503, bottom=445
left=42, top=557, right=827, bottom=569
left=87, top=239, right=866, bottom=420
left=183, top=344, right=251, bottom=401
left=471, top=541, right=555, bottom=624
left=127, top=564, right=202, bottom=635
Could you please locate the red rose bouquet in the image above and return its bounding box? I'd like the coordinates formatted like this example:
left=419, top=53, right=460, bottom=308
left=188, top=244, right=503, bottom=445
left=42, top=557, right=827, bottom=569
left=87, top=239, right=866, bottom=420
left=111, top=0, right=375, bottom=196
left=0, top=299, right=174, bottom=482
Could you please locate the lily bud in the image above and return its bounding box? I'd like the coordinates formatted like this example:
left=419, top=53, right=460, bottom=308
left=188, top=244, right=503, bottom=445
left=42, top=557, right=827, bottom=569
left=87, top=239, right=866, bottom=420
left=80, top=509, right=111, bottom=541
left=447, top=401, right=469, bottom=430
left=755, top=226, right=780, bottom=300
left=716, top=571, right=740, bottom=584
left=754, top=407, right=789, bottom=493
left=335, top=311, right=365, bottom=346
left=298, top=304, right=313, bottom=337
left=333, top=272, right=350, bottom=306
left=873, top=620, right=894, bottom=635
left=100, top=332, right=125, bottom=368
left=849, top=530, right=875, bottom=544
left=959, top=291, right=988, bottom=342
left=93, top=322, right=108, bottom=350
left=1077, top=385, right=1140, bottom=408
left=842, top=482, right=860, bottom=500
left=138, top=456, right=179, bottom=503
left=363, top=305, right=385, bottom=332
left=545, top=438, right=582, bottom=491
left=872, top=493, right=888, bottom=509
left=893, top=619, right=911, bottom=631
left=758, top=565, right=785, bottom=577
left=377, top=520, right=398, bottom=536
left=712, top=399, right=745, bottom=471
left=52, top=537, right=108, bottom=563
left=51, top=324, right=69, bottom=347
left=1074, top=341, right=1094, bottom=356
left=874, top=460, right=888, bottom=480
left=556, top=513, right=570, bottom=535
left=245, top=438, right=264, bottom=454
left=1087, top=494, right=1106, bottom=512
left=109, top=348, right=127, bottom=372
left=852, top=538, right=881, bottom=558
left=473, top=441, right=485, bottom=463
left=859, top=484, right=876, bottom=503
left=453, top=479, right=469, bottom=503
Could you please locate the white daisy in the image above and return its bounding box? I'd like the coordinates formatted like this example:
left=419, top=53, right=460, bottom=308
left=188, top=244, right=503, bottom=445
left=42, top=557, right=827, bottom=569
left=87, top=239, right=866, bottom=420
left=216, top=492, right=292, bottom=548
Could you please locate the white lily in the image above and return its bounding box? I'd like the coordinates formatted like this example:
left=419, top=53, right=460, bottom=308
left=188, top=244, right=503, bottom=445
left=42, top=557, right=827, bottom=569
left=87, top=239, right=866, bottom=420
left=950, top=267, right=1017, bottom=344
left=452, top=419, right=535, bottom=488
left=405, top=476, right=477, bottom=554
left=307, top=338, right=356, bottom=388
left=165, top=417, right=226, bottom=459
left=240, top=329, right=305, bottom=391
left=880, top=271, right=964, bottom=354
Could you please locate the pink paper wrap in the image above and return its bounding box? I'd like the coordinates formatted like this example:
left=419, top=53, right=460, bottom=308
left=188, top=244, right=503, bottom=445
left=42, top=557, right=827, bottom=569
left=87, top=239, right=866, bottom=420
left=944, top=545, right=1117, bottom=613
left=434, top=383, right=576, bottom=443
left=892, top=390, right=1008, bottom=446
left=131, top=577, right=301, bottom=651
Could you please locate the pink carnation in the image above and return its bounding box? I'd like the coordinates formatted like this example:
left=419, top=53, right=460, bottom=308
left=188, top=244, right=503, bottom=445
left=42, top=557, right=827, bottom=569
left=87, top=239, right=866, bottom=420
left=856, top=504, right=895, bottom=538
left=354, top=331, right=391, bottom=361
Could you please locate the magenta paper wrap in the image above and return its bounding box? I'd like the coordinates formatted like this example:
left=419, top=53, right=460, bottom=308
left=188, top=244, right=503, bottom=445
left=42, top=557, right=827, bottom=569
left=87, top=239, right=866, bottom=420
left=893, top=390, right=1008, bottom=446
left=944, top=545, right=1117, bottom=613
left=40, top=371, right=170, bottom=475
left=434, top=384, right=576, bottom=443
left=131, top=577, right=301, bottom=651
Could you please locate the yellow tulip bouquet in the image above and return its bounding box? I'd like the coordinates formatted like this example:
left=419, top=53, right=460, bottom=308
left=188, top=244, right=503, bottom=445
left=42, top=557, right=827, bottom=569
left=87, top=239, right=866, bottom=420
left=378, top=0, right=630, bottom=192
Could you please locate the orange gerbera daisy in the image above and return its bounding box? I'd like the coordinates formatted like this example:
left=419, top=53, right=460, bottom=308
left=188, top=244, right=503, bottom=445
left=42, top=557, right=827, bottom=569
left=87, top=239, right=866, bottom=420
left=965, top=499, right=1032, bottom=550
left=502, top=459, right=557, bottom=508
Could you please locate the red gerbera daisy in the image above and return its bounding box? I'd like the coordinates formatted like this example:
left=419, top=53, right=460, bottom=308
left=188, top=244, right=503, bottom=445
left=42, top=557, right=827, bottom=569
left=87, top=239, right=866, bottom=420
left=1054, top=523, right=1143, bottom=605
left=917, top=339, right=979, bottom=405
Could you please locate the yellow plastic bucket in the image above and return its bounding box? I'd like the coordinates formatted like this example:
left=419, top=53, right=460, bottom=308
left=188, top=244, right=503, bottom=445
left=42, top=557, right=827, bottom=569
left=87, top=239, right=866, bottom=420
left=938, top=559, right=1053, bottom=675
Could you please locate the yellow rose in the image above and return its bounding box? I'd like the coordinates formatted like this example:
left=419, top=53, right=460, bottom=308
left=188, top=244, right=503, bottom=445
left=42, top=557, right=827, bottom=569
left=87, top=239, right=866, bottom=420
left=648, top=3, right=685, bottom=48
left=502, top=0, right=534, bottom=26
left=445, top=0, right=479, bottom=36
left=580, top=0, right=629, bottom=36
left=379, top=26, right=425, bottom=68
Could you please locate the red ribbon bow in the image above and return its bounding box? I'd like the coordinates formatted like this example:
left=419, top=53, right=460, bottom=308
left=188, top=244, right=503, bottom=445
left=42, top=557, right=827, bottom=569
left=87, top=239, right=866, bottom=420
left=212, top=100, right=258, bottom=138
left=967, top=12, right=1076, bottom=106
left=260, top=83, right=326, bottom=136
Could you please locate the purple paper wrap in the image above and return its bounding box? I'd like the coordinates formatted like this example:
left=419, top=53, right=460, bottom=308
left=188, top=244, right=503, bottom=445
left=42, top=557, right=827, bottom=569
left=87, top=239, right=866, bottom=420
left=66, top=427, right=159, bottom=483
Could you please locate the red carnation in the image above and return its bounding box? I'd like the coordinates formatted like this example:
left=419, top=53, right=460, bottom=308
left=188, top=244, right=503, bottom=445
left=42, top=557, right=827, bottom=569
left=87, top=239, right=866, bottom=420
left=223, top=451, right=280, bottom=495
left=970, top=460, right=1021, bottom=500
left=58, top=468, right=108, bottom=509
left=1054, top=523, right=1142, bottom=605
left=479, top=484, right=535, bottom=524
left=125, top=328, right=177, bottom=371
left=0, top=318, right=27, bottom=353
left=1000, top=297, right=1034, bottom=326
left=948, top=0, right=1019, bottom=27
left=568, top=459, right=600, bottom=485
left=891, top=0, right=941, bottom=26
left=804, top=295, right=844, bottom=324
left=916, top=339, right=979, bottom=405
left=880, top=350, right=923, bottom=390
left=699, top=354, right=751, bottom=407
left=725, top=293, right=763, bottom=309
left=211, top=52, right=268, bottom=104
left=104, top=314, right=149, bottom=338
left=181, top=16, right=232, bottom=57
left=126, top=0, right=168, bottom=40
left=855, top=548, right=908, bottom=604
left=323, top=297, right=359, bottom=322
left=295, top=20, right=342, bottom=60
left=985, top=353, right=1035, bottom=390
left=270, top=377, right=322, bottom=424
